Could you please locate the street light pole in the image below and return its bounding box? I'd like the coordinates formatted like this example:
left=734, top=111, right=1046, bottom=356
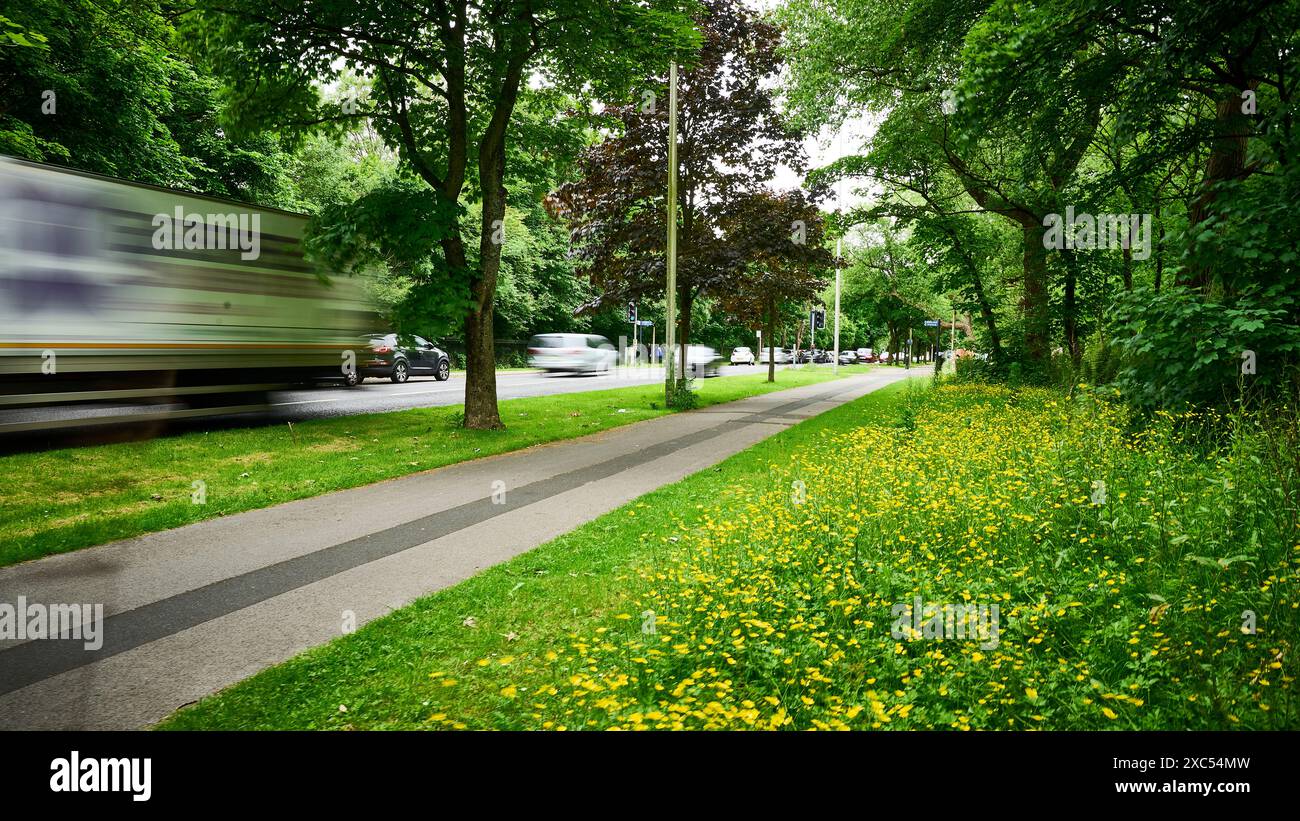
left=833, top=236, right=841, bottom=375
left=664, top=61, right=679, bottom=402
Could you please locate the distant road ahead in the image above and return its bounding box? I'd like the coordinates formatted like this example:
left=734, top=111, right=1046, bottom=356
left=261, top=366, right=683, bottom=420
left=4, top=364, right=823, bottom=447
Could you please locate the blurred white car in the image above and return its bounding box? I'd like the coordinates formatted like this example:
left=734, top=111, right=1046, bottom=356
left=758, top=346, right=793, bottom=364
left=527, top=333, right=618, bottom=373
left=838, top=349, right=858, bottom=364
left=731, top=346, right=755, bottom=365
left=685, top=345, right=724, bottom=377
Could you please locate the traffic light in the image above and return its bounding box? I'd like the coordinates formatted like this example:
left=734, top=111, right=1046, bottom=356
left=627, top=302, right=637, bottom=323
left=811, top=308, right=826, bottom=330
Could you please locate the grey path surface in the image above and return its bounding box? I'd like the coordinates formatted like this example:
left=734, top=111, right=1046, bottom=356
left=0, top=368, right=915, bottom=729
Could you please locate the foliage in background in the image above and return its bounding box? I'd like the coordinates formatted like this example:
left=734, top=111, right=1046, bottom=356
left=779, top=0, right=1300, bottom=409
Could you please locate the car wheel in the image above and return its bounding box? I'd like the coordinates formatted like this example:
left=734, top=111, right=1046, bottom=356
left=435, top=359, right=450, bottom=381
left=391, top=360, right=409, bottom=383
left=344, top=369, right=362, bottom=387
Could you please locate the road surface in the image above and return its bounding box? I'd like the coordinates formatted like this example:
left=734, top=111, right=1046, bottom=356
left=2, top=363, right=816, bottom=438
left=0, top=368, right=916, bottom=729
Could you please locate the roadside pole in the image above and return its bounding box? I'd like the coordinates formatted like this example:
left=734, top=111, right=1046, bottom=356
left=906, top=327, right=912, bottom=370
left=665, top=61, right=679, bottom=402
left=833, top=236, right=841, bottom=375
left=630, top=302, right=638, bottom=364
left=925, top=318, right=940, bottom=370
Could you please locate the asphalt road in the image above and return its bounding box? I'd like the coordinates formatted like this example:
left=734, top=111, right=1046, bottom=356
left=0, top=368, right=917, bottom=729
left=1, top=362, right=913, bottom=451
left=260, top=364, right=750, bottom=420
left=4, top=364, right=762, bottom=429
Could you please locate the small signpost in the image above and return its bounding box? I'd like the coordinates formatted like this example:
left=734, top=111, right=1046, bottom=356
left=924, top=319, right=941, bottom=366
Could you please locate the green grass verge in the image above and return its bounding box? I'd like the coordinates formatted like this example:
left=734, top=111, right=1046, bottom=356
left=0, top=368, right=849, bottom=567
left=158, top=380, right=918, bottom=730
left=162, top=379, right=1298, bottom=730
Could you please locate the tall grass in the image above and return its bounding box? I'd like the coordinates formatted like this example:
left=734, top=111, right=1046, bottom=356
left=469, top=383, right=1299, bottom=729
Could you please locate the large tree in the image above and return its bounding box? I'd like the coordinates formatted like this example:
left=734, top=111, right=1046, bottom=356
left=552, top=0, right=802, bottom=347
left=779, top=0, right=1096, bottom=366
left=190, top=0, right=699, bottom=429
left=717, top=190, right=834, bottom=381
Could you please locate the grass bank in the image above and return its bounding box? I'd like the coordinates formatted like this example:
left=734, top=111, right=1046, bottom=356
left=162, top=380, right=1297, bottom=730
left=0, top=368, right=849, bottom=567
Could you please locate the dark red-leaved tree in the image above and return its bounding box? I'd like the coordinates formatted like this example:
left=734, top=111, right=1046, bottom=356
left=550, top=0, right=803, bottom=344
left=718, top=190, right=834, bottom=381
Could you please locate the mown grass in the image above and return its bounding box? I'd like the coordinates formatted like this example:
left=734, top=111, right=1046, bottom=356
left=0, top=368, right=852, bottom=567
left=162, top=379, right=1298, bottom=730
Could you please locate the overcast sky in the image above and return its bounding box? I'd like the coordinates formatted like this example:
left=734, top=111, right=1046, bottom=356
left=746, top=0, right=878, bottom=215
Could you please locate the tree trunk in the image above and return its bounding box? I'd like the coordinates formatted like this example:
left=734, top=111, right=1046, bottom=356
left=463, top=129, right=510, bottom=430
left=1153, top=201, right=1163, bottom=293
left=1022, top=224, right=1051, bottom=364
left=765, top=297, right=776, bottom=383
left=1183, top=86, right=1256, bottom=292
left=678, top=287, right=693, bottom=345
left=462, top=301, right=500, bottom=428
left=677, top=287, right=694, bottom=380
left=460, top=38, right=528, bottom=430
left=969, top=264, right=1004, bottom=362
left=1063, top=255, right=1080, bottom=362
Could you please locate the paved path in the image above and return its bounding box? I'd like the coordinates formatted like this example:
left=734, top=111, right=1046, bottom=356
left=0, top=368, right=914, bottom=729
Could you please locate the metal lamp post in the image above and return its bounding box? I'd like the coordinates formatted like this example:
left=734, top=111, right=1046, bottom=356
left=665, top=61, right=679, bottom=402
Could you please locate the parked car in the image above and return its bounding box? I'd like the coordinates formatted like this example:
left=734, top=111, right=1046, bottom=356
left=527, top=333, right=618, bottom=373
left=856, top=348, right=873, bottom=362
left=813, top=349, right=833, bottom=364
left=759, top=346, right=793, bottom=364
left=838, top=349, right=858, bottom=364
left=357, top=333, right=450, bottom=384
left=730, top=346, right=756, bottom=365
left=879, top=351, right=893, bottom=363
left=685, top=345, right=725, bottom=377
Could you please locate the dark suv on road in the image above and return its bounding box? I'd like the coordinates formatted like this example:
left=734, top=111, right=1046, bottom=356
left=353, top=333, right=451, bottom=384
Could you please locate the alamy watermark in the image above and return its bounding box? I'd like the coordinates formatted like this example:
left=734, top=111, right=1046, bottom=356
left=0, top=596, right=103, bottom=650
left=891, top=595, right=1000, bottom=650
left=50, top=751, right=151, bottom=802
left=151, top=206, right=261, bottom=260
left=1043, top=206, right=1151, bottom=261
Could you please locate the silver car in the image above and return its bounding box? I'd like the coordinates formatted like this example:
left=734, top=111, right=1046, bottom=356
left=685, top=345, right=725, bottom=377
left=527, top=333, right=618, bottom=373
left=759, top=346, right=793, bottom=364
